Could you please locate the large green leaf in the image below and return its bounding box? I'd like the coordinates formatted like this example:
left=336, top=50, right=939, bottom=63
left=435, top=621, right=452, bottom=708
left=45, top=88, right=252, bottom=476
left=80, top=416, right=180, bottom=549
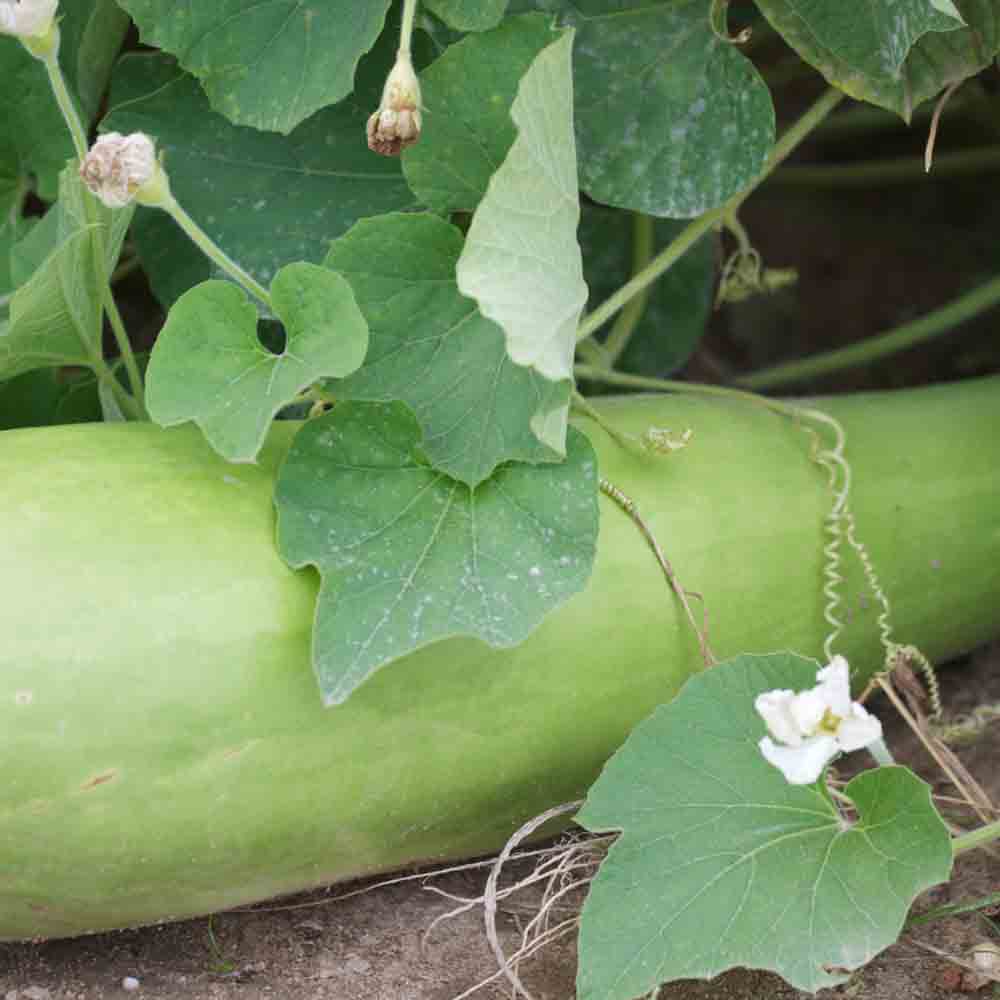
left=325, top=210, right=571, bottom=478
left=579, top=206, right=715, bottom=377
left=457, top=31, right=586, bottom=386
left=403, top=13, right=558, bottom=215
left=756, top=0, right=1000, bottom=117
left=274, top=401, right=599, bottom=705
left=146, top=263, right=368, bottom=463
left=1, top=168, right=133, bottom=379
left=423, top=0, right=510, bottom=30
left=515, top=0, right=775, bottom=218
left=577, top=653, right=953, bottom=998
left=115, top=0, right=393, bottom=134
left=758, top=0, right=961, bottom=79
left=324, top=213, right=570, bottom=486
left=104, top=49, right=418, bottom=308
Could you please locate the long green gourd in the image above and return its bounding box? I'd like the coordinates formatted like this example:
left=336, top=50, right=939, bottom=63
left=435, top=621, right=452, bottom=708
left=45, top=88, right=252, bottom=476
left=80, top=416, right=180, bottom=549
left=1, top=377, right=997, bottom=940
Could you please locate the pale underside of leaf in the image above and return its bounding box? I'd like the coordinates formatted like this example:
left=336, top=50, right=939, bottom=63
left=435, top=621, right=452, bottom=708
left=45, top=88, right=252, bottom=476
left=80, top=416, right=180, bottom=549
left=457, top=30, right=587, bottom=386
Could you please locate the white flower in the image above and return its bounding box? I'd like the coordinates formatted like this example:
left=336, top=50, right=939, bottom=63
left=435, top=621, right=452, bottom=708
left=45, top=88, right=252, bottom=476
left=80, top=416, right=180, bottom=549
left=0, top=0, right=58, bottom=38
left=755, top=655, right=883, bottom=784
left=80, top=133, right=161, bottom=209
left=366, top=51, right=422, bottom=156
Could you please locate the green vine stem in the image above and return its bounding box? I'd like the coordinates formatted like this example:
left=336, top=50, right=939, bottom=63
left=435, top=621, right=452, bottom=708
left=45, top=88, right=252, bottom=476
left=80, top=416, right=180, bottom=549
left=738, top=272, right=1000, bottom=391
left=36, top=32, right=147, bottom=415
left=573, top=364, right=800, bottom=420
left=772, top=146, right=1000, bottom=187
left=163, top=196, right=272, bottom=310
left=576, top=87, right=844, bottom=346
left=38, top=35, right=87, bottom=161
left=952, top=818, right=1000, bottom=857
left=601, top=213, right=655, bottom=365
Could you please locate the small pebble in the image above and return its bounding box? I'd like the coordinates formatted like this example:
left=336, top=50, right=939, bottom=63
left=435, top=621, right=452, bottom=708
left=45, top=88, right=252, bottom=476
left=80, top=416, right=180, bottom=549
left=22, top=988, right=51, bottom=1000
left=122, top=977, right=140, bottom=992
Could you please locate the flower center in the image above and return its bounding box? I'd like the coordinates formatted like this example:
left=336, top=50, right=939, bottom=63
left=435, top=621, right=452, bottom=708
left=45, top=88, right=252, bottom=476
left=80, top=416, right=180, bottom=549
left=817, top=708, right=843, bottom=735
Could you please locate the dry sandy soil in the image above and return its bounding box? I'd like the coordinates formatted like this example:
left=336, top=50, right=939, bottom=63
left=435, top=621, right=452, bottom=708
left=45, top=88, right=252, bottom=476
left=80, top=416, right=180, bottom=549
left=2, top=645, right=998, bottom=1000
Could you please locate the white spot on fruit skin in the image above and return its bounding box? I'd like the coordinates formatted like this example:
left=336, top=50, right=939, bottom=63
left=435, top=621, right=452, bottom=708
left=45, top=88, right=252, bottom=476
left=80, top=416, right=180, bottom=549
left=15, top=690, right=32, bottom=706
left=528, top=566, right=542, bottom=578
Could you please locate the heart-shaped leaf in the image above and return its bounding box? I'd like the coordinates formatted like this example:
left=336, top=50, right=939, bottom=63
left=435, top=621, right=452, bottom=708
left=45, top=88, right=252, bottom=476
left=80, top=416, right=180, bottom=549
left=146, top=263, right=368, bottom=462
left=576, top=652, right=953, bottom=998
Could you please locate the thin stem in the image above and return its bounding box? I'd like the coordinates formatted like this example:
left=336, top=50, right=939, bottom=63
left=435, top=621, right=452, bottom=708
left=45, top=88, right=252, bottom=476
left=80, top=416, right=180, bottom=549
left=573, top=364, right=800, bottom=420
left=602, top=213, right=655, bottom=365
left=771, top=146, right=1000, bottom=188
left=576, top=87, right=844, bottom=345
left=103, top=285, right=146, bottom=411
left=738, top=272, right=1000, bottom=390
left=41, top=37, right=87, bottom=162
left=165, top=196, right=272, bottom=309
left=875, top=675, right=993, bottom=825
left=399, top=0, right=419, bottom=56
left=576, top=209, right=718, bottom=342
left=952, top=819, right=1000, bottom=857
left=867, top=737, right=895, bottom=767
left=571, top=390, right=642, bottom=452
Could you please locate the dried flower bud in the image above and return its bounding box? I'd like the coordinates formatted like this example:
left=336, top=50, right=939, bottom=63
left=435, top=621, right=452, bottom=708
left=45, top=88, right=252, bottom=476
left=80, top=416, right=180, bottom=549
left=366, top=51, right=422, bottom=157
left=80, top=132, right=169, bottom=209
left=0, top=0, right=57, bottom=38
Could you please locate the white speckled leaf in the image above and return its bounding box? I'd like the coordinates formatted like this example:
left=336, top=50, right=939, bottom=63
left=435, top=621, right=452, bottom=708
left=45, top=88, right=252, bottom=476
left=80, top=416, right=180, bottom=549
left=456, top=31, right=586, bottom=386
left=324, top=213, right=570, bottom=487
left=146, top=263, right=368, bottom=463
left=577, top=653, right=954, bottom=998
left=756, top=0, right=998, bottom=118
left=515, top=0, right=775, bottom=218
left=756, top=0, right=962, bottom=81
left=115, top=0, right=392, bottom=134
left=275, top=401, right=599, bottom=705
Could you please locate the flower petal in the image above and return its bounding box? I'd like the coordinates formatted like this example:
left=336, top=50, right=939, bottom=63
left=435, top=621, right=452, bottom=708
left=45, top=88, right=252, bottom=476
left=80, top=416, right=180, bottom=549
left=759, top=734, right=838, bottom=785
left=754, top=689, right=803, bottom=746
left=789, top=688, right=827, bottom=734
left=836, top=704, right=883, bottom=752
left=814, top=655, right=853, bottom=716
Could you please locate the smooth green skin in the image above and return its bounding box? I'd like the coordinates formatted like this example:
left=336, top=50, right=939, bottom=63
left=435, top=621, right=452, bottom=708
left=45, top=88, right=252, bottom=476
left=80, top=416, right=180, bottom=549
left=1, top=377, right=998, bottom=940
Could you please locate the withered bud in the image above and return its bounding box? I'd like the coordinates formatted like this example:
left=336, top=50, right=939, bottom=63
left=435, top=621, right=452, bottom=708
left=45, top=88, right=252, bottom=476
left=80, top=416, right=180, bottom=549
left=366, top=50, right=422, bottom=157
left=80, top=132, right=170, bottom=209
